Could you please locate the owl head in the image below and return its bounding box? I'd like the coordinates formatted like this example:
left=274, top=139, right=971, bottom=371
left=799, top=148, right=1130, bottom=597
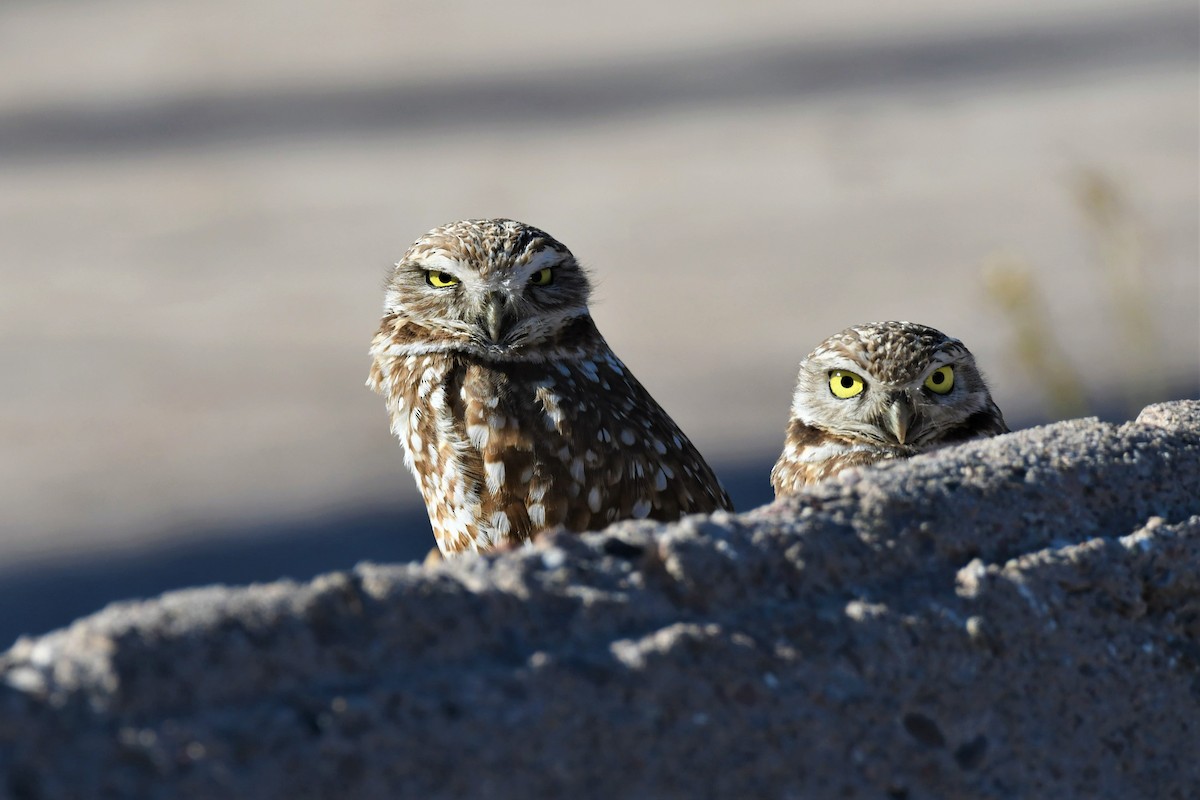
left=381, top=219, right=592, bottom=358
left=789, top=321, right=1003, bottom=450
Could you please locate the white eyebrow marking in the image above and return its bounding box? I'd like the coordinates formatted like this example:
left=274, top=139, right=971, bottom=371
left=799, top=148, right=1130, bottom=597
left=416, top=254, right=467, bottom=275
left=515, top=248, right=564, bottom=279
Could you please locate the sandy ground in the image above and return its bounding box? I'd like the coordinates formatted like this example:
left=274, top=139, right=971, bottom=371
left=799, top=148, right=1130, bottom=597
left=0, top=0, right=1196, bottom=629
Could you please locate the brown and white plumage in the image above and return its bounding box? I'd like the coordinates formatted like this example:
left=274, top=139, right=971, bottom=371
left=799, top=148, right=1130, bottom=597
left=771, top=321, right=1008, bottom=495
left=368, top=218, right=732, bottom=556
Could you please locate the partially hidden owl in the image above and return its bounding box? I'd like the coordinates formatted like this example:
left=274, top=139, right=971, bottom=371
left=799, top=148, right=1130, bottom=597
left=771, top=321, right=1008, bottom=495
left=368, top=218, right=733, bottom=556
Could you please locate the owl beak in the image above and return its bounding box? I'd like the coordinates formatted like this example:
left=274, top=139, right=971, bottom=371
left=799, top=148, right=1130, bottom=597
left=886, top=395, right=914, bottom=445
left=481, top=292, right=514, bottom=344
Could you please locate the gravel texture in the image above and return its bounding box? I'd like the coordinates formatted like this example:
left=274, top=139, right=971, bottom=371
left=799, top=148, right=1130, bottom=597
left=1, top=400, right=1198, bottom=799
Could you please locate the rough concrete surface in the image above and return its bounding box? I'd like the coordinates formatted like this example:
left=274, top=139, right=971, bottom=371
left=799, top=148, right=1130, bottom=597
left=1, top=399, right=1197, bottom=799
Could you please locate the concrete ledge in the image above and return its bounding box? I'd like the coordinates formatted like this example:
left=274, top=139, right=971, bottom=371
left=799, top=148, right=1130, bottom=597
left=2, top=400, right=1198, bottom=799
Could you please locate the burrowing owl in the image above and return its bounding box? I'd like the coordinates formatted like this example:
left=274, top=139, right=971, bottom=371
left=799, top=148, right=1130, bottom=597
left=368, top=218, right=733, bottom=556
left=771, top=321, right=1008, bottom=495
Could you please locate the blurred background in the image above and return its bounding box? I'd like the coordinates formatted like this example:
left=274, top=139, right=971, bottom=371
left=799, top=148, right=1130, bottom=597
left=1, top=0, right=1197, bottom=646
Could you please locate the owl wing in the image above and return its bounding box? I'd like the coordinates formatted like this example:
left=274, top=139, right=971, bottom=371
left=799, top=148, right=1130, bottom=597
left=465, top=352, right=732, bottom=544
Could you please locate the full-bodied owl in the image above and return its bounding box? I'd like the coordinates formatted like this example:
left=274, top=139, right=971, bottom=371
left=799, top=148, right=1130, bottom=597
left=368, top=218, right=732, bottom=556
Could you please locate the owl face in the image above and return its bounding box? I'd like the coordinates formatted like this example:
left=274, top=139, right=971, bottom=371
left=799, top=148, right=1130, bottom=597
left=790, top=321, right=997, bottom=449
left=381, top=219, right=592, bottom=360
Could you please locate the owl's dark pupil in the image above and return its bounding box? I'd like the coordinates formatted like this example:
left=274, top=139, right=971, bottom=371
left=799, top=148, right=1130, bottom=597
left=439, top=272, right=452, bottom=282
left=931, top=372, right=945, bottom=384
left=839, top=375, right=854, bottom=389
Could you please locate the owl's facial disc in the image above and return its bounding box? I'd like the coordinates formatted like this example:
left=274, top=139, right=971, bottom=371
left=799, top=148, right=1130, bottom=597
left=381, top=219, right=600, bottom=360
left=801, top=356, right=971, bottom=448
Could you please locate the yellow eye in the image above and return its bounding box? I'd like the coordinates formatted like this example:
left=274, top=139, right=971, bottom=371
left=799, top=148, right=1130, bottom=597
left=924, top=365, right=955, bottom=394
left=425, top=270, right=459, bottom=288
left=828, top=370, right=865, bottom=399
left=530, top=267, right=554, bottom=286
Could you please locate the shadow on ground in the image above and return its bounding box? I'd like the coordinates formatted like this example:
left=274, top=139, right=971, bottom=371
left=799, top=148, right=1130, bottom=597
left=0, top=455, right=779, bottom=647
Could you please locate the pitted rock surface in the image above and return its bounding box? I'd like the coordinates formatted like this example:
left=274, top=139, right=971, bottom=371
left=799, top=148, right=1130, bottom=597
left=2, top=400, right=1198, bottom=799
